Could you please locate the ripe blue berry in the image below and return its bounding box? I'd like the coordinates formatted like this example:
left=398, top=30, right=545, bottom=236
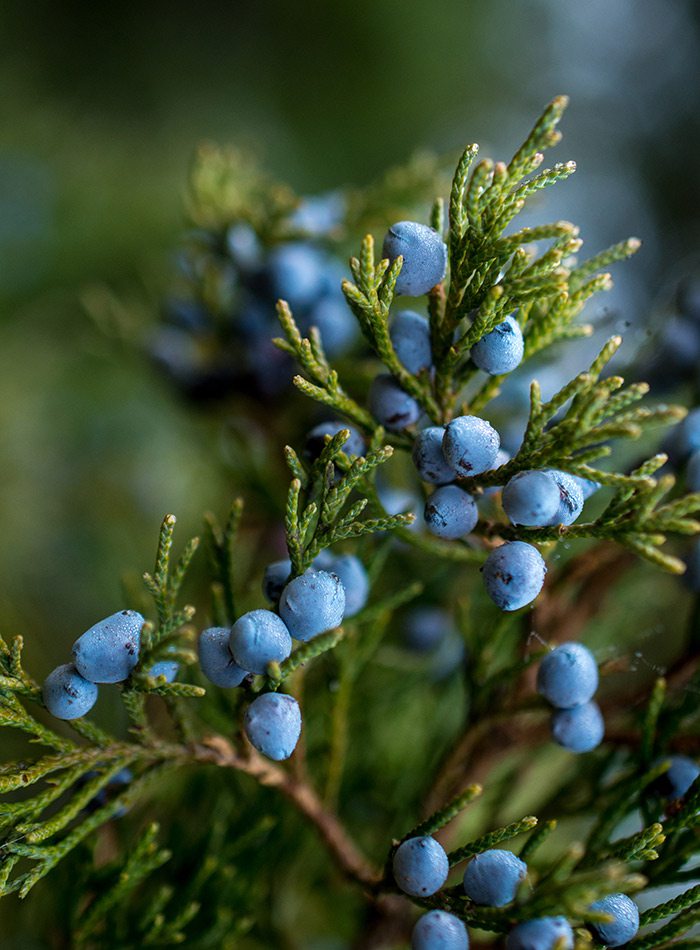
left=390, top=310, right=433, bottom=374
left=502, top=471, right=560, bottom=526
left=198, top=627, right=248, bottom=688
left=229, top=610, right=293, bottom=675
left=655, top=754, right=700, bottom=799
left=289, top=192, right=345, bottom=237
left=572, top=474, right=600, bottom=500
left=404, top=607, right=452, bottom=653
left=482, top=542, right=547, bottom=611
left=551, top=701, right=604, bottom=753
left=305, top=421, right=365, bottom=460
left=506, top=917, right=574, bottom=950
left=536, top=642, right=599, bottom=709
left=589, top=893, right=639, bottom=947
left=43, top=664, right=98, bottom=720
left=305, top=295, right=358, bottom=357
left=463, top=850, right=527, bottom=907
left=369, top=374, right=421, bottom=432
left=244, top=692, right=302, bottom=761
left=226, top=223, right=262, bottom=270
left=392, top=835, right=449, bottom=897
left=442, top=416, right=500, bottom=477
left=382, top=221, right=447, bottom=297
left=673, top=406, right=700, bottom=460
left=688, top=450, right=700, bottom=492
left=424, top=485, right=478, bottom=539
left=413, top=426, right=455, bottom=485
left=72, top=610, right=144, bottom=684
left=268, top=242, right=326, bottom=309
left=147, top=659, right=179, bottom=682
left=329, top=554, right=369, bottom=617
left=412, top=910, right=469, bottom=950
left=471, top=316, right=524, bottom=375
left=545, top=470, right=584, bottom=526
left=279, top=570, right=346, bottom=641
left=263, top=558, right=292, bottom=602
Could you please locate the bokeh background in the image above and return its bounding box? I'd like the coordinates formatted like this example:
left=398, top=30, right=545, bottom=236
left=0, top=1, right=699, bottom=942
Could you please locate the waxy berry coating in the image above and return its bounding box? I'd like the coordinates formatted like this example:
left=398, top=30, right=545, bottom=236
left=537, top=642, right=599, bottom=709
left=482, top=542, right=547, bottom=611
left=382, top=221, right=447, bottom=297
left=198, top=626, right=248, bottom=688
left=551, top=701, right=604, bottom=753
left=330, top=554, right=369, bottom=618
left=369, top=374, right=421, bottom=432
left=442, top=416, right=500, bottom=477
left=471, top=315, right=524, bottom=375
left=412, top=910, right=469, bottom=950
left=279, top=570, right=345, bottom=641
left=390, top=310, right=433, bottom=374
left=463, top=849, right=527, bottom=907
left=43, top=664, right=98, bottom=720
left=502, top=470, right=560, bottom=526
left=392, top=835, right=449, bottom=897
left=244, top=692, right=302, bottom=761
left=229, top=610, right=292, bottom=675
left=413, top=426, right=455, bottom=485
left=424, top=485, right=478, bottom=540
left=589, top=893, right=639, bottom=947
left=72, top=610, right=144, bottom=684
left=545, top=470, right=584, bottom=526
left=506, top=917, right=574, bottom=950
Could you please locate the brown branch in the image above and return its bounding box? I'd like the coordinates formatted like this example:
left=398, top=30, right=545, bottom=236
left=193, top=734, right=382, bottom=890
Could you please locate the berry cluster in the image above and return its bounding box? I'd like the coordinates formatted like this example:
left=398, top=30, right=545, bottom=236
left=199, top=551, right=368, bottom=760
left=536, top=642, right=604, bottom=753
left=392, top=836, right=639, bottom=948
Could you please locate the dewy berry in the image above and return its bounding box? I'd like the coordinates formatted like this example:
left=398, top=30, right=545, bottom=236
left=470, top=315, right=524, bottom=375
left=442, top=415, right=500, bottom=476
left=655, top=754, right=700, bottom=800
left=229, top=609, right=293, bottom=675
left=506, top=917, right=574, bottom=950
left=589, top=893, right=640, bottom=947
left=279, top=570, right=345, bottom=641
left=328, top=554, right=369, bottom=617
left=72, top=610, right=144, bottom=684
left=482, top=542, right=547, bottom=611
left=424, top=485, right=478, bottom=540
left=304, top=421, right=365, bottom=460
left=244, top=692, right=302, bottom=761
left=198, top=626, right=248, bottom=688
left=463, top=850, right=527, bottom=907
left=368, top=374, right=421, bottom=432
left=390, top=309, right=433, bottom=374
left=412, top=426, right=455, bottom=485
left=382, top=221, right=447, bottom=297
left=551, top=701, right=604, bottom=753
left=392, top=835, right=449, bottom=897
left=545, top=470, right=584, bottom=526
left=536, top=642, right=599, bottom=709
left=412, top=910, right=469, bottom=950
left=42, top=664, right=99, bottom=720
left=502, top=470, right=560, bottom=527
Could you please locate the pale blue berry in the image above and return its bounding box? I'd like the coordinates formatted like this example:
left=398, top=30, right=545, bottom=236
left=571, top=474, right=600, bottom=500
left=589, top=894, right=639, bottom=947
left=244, top=692, right=302, bottom=761
left=502, top=471, right=560, bottom=526
left=424, top=485, right=478, bottom=539
left=392, top=835, right=449, bottom=897
left=305, top=421, right=365, bottom=460
left=279, top=570, right=345, bottom=641
left=390, top=310, right=432, bottom=374
left=147, top=659, right=179, bottom=682
left=482, top=542, right=547, bottom=611
left=545, top=470, right=584, bottom=526
left=471, top=316, right=524, bottom=375
left=551, top=701, right=604, bottom=753
left=72, top=610, right=144, bottom=684
left=404, top=607, right=452, bottom=653
left=369, top=374, right=421, bottom=431
left=305, top=295, right=358, bottom=357
left=463, top=850, right=527, bottom=907
left=229, top=610, right=292, bottom=675
left=507, top=917, right=573, bottom=950
left=226, top=223, right=262, bottom=270
left=382, top=221, right=447, bottom=296
left=330, top=554, right=369, bottom=617
left=289, top=192, right=345, bottom=237
left=412, top=910, right=469, bottom=950
left=537, top=642, right=599, bottom=709
left=442, top=416, right=500, bottom=477
left=268, top=242, right=326, bottom=309
left=198, top=627, right=248, bottom=688
left=655, top=754, right=700, bottom=799
left=413, top=426, right=454, bottom=485
left=673, top=406, right=700, bottom=460
left=43, top=664, right=98, bottom=720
